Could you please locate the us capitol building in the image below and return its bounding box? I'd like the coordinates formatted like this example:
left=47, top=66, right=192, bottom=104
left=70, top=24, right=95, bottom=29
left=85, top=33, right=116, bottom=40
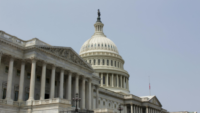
left=0, top=10, right=168, bottom=113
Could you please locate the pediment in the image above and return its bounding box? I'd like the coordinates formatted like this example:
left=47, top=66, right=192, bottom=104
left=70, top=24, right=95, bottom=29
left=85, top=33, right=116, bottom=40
left=37, top=46, right=93, bottom=70
left=149, top=96, right=162, bottom=107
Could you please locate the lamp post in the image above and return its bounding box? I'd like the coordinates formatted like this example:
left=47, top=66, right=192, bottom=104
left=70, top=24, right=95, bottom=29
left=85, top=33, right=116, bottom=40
left=73, top=93, right=81, bottom=112
left=118, top=104, right=123, bottom=113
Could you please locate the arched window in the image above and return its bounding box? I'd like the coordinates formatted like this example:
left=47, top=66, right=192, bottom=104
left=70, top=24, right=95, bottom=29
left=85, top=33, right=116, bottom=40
left=95, top=44, right=96, bottom=47
left=107, top=60, right=109, bottom=65
left=103, top=59, right=105, bottom=65
left=111, top=60, right=113, bottom=66
left=108, top=45, right=110, bottom=48
left=98, top=44, right=100, bottom=47
left=102, top=44, right=103, bottom=47
left=105, top=44, right=107, bottom=47
left=94, top=59, right=96, bottom=65
left=88, top=45, right=90, bottom=48
left=91, top=44, right=93, bottom=47
left=89, top=60, right=91, bottom=64
left=111, top=45, right=112, bottom=48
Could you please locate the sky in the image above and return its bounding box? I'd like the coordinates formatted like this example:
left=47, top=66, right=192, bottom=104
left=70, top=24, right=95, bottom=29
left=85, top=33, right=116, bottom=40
left=0, top=0, right=199, bottom=112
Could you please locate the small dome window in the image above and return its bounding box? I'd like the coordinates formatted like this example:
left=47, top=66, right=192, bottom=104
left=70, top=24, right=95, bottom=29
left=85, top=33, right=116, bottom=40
left=102, top=44, right=103, bottom=47
left=95, top=44, right=96, bottom=47
left=88, top=45, right=90, bottom=47
left=111, top=45, right=112, bottom=48
left=105, top=44, right=107, bottom=47
left=91, top=44, right=93, bottom=47
left=98, top=44, right=100, bottom=47
left=108, top=45, right=110, bottom=47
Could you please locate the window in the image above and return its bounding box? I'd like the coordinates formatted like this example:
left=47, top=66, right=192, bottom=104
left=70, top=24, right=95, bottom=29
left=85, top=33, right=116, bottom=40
left=111, top=45, right=112, bottom=48
left=115, top=104, right=116, bottom=108
left=105, top=44, right=107, bottom=47
left=25, top=93, right=29, bottom=101
left=103, top=76, right=105, bottom=84
left=17, top=70, right=20, bottom=76
left=2, top=88, right=6, bottom=99
left=55, top=81, right=57, bottom=86
left=94, top=60, right=96, bottom=65
left=103, top=101, right=105, bottom=106
left=27, top=73, right=31, bottom=79
left=37, top=76, right=40, bottom=82
left=91, top=44, right=93, bottom=47
left=95, top=44, right=96, bottom=47
left=46, top=78, right=50, bottom=84
left=102, top=59, right=104, bottom=65
left=14, top=91, right=19, bottom=101
left=111, top=60, right=113, bottom=66
left=98, top=59, right=100, bottom=65
left=107, top=60, right=109, bottom=66
left=98, top=44, right=100, bottom=47
left=5, top=66, right=9, bottom=73
left=89, top=60, right=91, bottom=64
left=102, top=44, right=103, bottom=47
left=108, top=45, right=110, bottom=48
left=98, top=100, right=100, bottom=104
left=115, top=61, right=116, bottom=67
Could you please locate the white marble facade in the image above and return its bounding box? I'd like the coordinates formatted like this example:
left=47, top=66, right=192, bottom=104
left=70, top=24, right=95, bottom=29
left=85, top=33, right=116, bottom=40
left=0, top=12, right=169, bottom=113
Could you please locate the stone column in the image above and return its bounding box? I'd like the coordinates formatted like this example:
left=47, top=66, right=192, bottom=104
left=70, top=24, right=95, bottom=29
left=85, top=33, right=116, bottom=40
left=131, top=104, right=133, bottom=113
left=106, top=73, right=109, bottom=86
left=124, top=105, right=127, bottom=113
left=139, top=106, right=140, bottom=113
left=120, top=75, right=122, bottom=88
left=96, top=86, right=99, bottom=109
left=75, top=74, right=79, bottom=94
left=6, top=57, right=14, bottom=101
left=111, top=74, right=114, bottom=87
left=40, top=62, right=46, bottom=100
left=134, top=105, right=136, bottom=113
left=146, top=107, right=148, bottom=113
left=18, top=61, right=25, bottom=102
left=91, top=84, right=94, bottom=109
left=28, top=58, right=36, bottom=101
left=127, top=78, right=129, bottom=90
left=0, top=52, right=2, bottom=66
left=67, top=72, right=72, bottom=100
left=50, top=65, right=56, bottom=99
left=123, top=76, right=125, bottom=88
left=88, top=79, right=92, bottom=109
left=81, top=78, right=85, bottom=109
left=59, top=69, right=64, bottom=98
left=101, top=73, right=103, bottom=86
left=100, top=59, right=102, bottom=65
left=116, top=75, right=119, bottom=87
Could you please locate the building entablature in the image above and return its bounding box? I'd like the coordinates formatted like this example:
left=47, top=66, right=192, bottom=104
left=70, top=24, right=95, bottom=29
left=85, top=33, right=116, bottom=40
left=94, top=68, right=129, bottom=77
left=80, top=52, right=124, bottom=63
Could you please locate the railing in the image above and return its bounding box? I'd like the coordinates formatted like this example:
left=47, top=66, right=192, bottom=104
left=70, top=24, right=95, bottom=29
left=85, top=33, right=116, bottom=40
left=0, top=98, right=71, bottom=106
left=0, top=30, right=51, bottom=47
left=60, top=109, right=94, bottom=113
left=124, top=94, right=141, bottom=101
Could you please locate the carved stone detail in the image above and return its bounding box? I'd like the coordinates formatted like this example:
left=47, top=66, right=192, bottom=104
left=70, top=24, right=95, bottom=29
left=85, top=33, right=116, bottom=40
left=39, top=47, right=91, bottom=69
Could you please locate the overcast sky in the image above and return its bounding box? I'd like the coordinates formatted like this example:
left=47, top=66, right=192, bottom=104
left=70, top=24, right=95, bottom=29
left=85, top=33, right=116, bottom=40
left=0, top=0, right=199, bottom=112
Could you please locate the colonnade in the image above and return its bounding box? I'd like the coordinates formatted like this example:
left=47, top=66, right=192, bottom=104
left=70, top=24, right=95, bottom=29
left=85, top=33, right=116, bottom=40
left=86, top=58, right=124, bottom=69
left=126, top=104, right=161, bottom=113
left=0, top=54, right=98, bottom=110
left=100, top=73, right=129, bottom=89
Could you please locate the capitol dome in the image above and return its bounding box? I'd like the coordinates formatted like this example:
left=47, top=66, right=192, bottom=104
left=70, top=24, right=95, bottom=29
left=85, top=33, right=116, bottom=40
left=80, top=34, right=119, bottom=55
left=79, top=10, right=130, bottom=94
